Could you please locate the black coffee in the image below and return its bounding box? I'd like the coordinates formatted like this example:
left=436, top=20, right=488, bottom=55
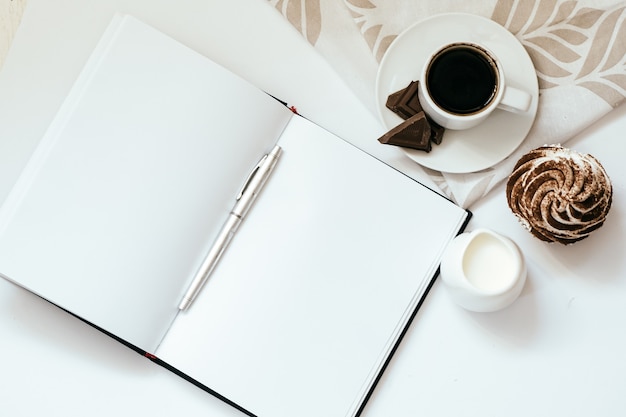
left=426, top=45, right=498, bottom=115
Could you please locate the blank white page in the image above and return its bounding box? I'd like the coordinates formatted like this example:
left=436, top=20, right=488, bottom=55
left=0, top=15, right=292, bottom=351
left=157, top=115, right=469, bottom=417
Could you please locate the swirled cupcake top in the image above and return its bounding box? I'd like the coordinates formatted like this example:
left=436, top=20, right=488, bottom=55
left=506, top=145, right=612, bottom=244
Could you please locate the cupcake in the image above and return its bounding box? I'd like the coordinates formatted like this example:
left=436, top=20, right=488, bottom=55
left=506, top=145, right=612, bottom=244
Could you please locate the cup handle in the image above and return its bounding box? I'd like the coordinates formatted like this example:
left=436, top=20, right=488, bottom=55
left=497, top=86, right=532, bottom=113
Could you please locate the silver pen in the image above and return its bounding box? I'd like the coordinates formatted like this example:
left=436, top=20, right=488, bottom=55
left=178, top=145, right=282, bottom=311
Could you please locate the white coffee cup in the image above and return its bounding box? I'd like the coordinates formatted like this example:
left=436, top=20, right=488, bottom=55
left=418, top=42, right=532, bottom=130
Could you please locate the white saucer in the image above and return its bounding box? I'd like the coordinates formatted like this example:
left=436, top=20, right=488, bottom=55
left=375, top=13, right=538, bottom=174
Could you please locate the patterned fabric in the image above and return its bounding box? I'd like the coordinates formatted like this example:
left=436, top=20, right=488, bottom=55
left=269, top=0, right=626, bottom=207
left=0, top=0, right=28, bottom=70
left=493, top=1, right=626, bottom=106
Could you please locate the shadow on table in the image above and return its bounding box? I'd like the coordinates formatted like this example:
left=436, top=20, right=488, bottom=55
left=464, top=273, right=539, bottom=347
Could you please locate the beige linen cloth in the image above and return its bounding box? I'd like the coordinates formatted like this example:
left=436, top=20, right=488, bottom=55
left=0, top=0, right=27, bottom=70
left=269, top=0, right=626, bottom=208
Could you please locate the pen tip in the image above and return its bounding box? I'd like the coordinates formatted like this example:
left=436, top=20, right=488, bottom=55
left=270, top=145, right=282, bottom=158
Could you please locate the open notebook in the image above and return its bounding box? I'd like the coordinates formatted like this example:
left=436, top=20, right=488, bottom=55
left=0, top=15, right=470, bottom=417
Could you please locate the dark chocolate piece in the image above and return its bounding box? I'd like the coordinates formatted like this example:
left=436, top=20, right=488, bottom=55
left=385, top=81, right=423, bottom=120
left=377, top=111, right=432, bottom=152
left=385, top=89, right=405, bottom=113
left=427, top=117, right=445, bottom=145
left=382, top=80, right=447, bottom=151
left=395, top=81, right=423, bottom=119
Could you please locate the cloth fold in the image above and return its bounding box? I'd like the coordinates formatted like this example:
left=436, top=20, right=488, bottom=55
left=269, top=0, right=626, bottom=207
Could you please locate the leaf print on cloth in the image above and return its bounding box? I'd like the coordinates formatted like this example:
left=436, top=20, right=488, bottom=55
left=492, top=0, right=626, bottom=107
left=344, top=0, right=397, bottom=62
left=270, top=0, right=322, bottom=45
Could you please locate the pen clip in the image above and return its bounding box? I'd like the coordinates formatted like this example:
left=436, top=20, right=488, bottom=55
left=236, top=154, right=268, bottom=201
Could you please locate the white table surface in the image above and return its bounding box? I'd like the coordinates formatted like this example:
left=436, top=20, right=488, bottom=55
left=1, top=1, right=625, bottom=416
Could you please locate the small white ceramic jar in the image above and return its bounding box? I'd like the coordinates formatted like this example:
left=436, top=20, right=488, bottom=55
left=440, top=228, right=526, bottom=312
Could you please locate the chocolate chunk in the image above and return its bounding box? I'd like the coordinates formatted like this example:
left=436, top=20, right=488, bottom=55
left=385, top=81, right=423, bottom=120
left=377, top=111, right=432, bottom=152
left=396, top=81, right=423, bottom=118
left=428, top=118, right=445, bottom=145
left=383, top=80, right=446, bottom=150
left=385, top=89, right=405, bottom=113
